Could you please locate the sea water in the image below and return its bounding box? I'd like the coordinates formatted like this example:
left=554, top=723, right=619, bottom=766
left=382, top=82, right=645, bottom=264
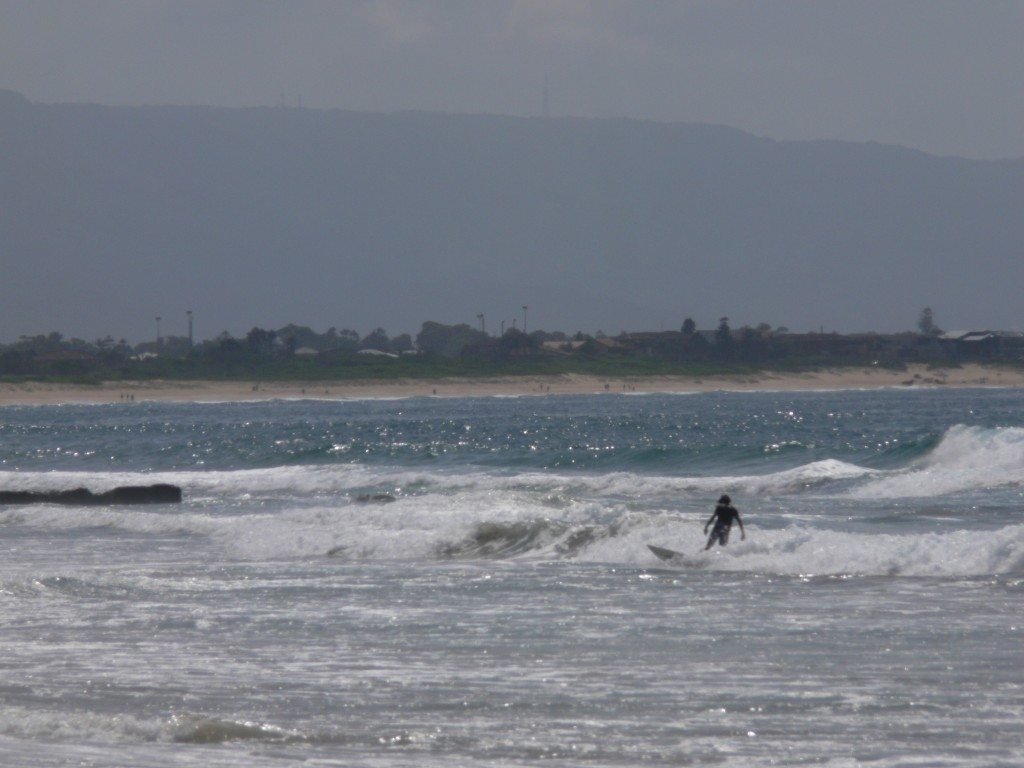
left=0, top=387, right=1022, bottom=767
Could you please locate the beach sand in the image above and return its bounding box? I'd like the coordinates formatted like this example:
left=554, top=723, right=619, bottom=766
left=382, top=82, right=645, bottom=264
left=1, top=364, right=1022, bottom=406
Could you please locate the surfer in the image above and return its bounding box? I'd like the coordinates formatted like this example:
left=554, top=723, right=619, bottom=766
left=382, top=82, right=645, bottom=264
left=703, top=494, right=745, bottom=549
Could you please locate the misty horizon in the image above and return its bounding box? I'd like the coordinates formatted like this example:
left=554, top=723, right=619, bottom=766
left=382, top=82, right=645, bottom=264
left=2, top=2, right=1022, bottom=160
left=3, top=3, right=1023, bottom=344
left=0, top=87, right=1001, bottom=345
left=3, top=90, right=1024, bottom=343
left=10, top=86, right=1014, bottom=164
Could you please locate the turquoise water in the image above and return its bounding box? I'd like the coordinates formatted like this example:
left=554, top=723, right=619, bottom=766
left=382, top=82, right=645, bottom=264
left=1, top=388, right=1023, bottom=766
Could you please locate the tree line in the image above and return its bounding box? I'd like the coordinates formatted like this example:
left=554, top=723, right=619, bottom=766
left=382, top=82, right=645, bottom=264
left=0, top=308, right=1016, bottom=381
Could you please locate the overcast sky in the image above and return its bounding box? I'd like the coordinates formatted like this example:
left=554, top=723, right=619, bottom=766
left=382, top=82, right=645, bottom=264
left=2, top=0, right=1022, bottom=159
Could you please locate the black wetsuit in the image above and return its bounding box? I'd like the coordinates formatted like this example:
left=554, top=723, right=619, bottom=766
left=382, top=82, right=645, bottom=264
left=707, top=504, right=741, bottom=546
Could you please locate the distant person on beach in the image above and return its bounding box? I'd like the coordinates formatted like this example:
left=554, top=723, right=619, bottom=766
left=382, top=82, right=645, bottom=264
left=704, top=494, right=745, bottom=549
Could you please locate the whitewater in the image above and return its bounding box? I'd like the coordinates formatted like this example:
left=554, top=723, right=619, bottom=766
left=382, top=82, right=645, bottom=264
left=1, top=387, right=1022, bottom=766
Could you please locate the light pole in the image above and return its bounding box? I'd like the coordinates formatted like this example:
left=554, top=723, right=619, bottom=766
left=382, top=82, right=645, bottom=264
left=477, top=313, right=485, bottom=336
left=186, top=309, right=193, bottom=347
left=155, top=316, right=162, bottom=347
left=500, top=319, right=505, bottom=336
left=522, top=305, right=528, bottom=334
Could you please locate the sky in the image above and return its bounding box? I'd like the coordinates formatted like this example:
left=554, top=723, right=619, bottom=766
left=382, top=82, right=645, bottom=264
left=2, top=0, right=1023, bottom=159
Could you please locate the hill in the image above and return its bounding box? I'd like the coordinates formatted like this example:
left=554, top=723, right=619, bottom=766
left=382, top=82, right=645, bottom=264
left=2, top=89, right=1022, bottom=340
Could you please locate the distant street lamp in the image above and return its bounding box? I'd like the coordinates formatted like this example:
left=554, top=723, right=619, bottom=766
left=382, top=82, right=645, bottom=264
left=155, top=316, right=162, bottom=346
left=500, top=319, right=506, bottom=336
left=477, top=313, right=486, bottom=335
left=186, top=309, right=193, bottom=347
left=522, top=305, right=528, bottom=333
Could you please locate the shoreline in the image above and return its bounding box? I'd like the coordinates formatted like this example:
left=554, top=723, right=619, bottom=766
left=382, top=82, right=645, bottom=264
left=1, top=364, right=1022, bottom=406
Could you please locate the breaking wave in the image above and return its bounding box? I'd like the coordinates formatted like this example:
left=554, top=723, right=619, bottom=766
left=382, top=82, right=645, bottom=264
left=7, top=492, right=1020, bottom=577
left=850, top=425, right=1024, bottom=498
left=0, top=452, right=873, bottom=505
left=634, top=524, right=1024, bottom=577
left=3, top=423, right=1023, bottom=576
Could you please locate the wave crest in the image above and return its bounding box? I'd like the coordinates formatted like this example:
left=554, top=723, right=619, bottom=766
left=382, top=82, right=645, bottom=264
left=851, top=425, right=1024, bottom=499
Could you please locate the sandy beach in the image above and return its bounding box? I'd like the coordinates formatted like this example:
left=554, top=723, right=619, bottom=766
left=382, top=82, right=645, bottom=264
left=1, top=364, right=1022, bottom=406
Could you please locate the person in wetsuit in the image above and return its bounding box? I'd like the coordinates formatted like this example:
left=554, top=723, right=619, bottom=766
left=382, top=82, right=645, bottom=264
left=704, top=494, right=745, bottom=549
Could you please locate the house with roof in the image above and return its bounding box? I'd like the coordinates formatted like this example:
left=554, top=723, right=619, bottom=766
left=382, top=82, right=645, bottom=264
left=938, top=330, right=1001, bottom=357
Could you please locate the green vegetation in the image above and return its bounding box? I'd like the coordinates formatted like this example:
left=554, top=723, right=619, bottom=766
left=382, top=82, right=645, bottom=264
left=2, top=316, right=1020, bottom=384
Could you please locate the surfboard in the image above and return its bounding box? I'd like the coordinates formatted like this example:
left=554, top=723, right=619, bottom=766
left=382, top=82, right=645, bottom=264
left=647, top=544, right=685, bottom=561
left=647, top=544, right=707, bottom=568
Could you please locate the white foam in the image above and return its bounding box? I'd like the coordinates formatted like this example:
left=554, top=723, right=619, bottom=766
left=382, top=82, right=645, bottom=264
left=0, top=480, right=602, bottom=560
left=0, top=704, right=165, bottom=744
left=0, top=502, right=230, bottom=538
left=731, top=524, right=1024, bottom=577
left=0, top=464, right=390, bottom=496
left=5, top=469, right=1022, bottom=576
left=0, top=454, right=875, bottom=506
left=0, top=706, right=309, bottom=759
left=598, top=521, right=1024, bottom=577
left=851, top=425, right=1024, bottom=499
left=493, top=459, right=871, bottom=500
left=222, top=490, right=608, bottom=560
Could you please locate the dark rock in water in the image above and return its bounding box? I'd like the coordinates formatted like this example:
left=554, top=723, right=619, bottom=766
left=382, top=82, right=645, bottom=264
left=0, top=484, right=182, bottom=505
left=355, top=493, right=396, bottom=504
left=101, top=484, right=182, bottom=504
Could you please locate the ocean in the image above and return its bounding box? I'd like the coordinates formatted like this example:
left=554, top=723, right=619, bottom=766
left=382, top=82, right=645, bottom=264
left=1, top=387, right=1022, bottom=767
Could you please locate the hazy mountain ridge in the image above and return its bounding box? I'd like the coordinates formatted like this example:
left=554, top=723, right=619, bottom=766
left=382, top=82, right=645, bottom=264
left=2, top=90, right=1022, bottom=341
